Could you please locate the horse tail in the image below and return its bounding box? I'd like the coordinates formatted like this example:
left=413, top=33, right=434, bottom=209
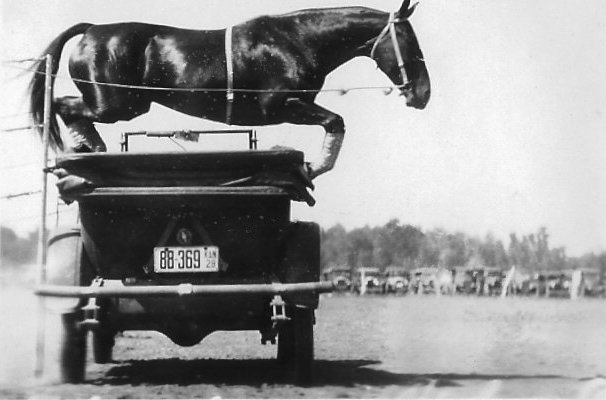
left=29, top=23, right=93, bottom=150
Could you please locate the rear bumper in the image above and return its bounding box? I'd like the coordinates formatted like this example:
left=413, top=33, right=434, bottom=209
left=35, top=280, right=334, bottom=299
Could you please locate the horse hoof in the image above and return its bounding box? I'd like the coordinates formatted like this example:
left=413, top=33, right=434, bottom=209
left=66, top=143, right=106, bottom=153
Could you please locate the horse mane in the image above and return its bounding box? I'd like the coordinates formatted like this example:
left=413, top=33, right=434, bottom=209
left=274, top=6, right=383, bottom=22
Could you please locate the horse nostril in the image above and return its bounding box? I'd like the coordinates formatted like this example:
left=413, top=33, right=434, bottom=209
left=422, top=87, right=431, bottom=102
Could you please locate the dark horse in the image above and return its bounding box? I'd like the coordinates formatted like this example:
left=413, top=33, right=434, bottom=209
left=30, top=0, right=430, bottom=179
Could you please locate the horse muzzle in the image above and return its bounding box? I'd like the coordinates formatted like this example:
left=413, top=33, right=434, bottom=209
left=401, top=83, right=430, bottom=109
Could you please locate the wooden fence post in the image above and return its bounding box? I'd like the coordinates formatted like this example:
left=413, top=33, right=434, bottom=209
left=34, top=54, right=53, bottom=378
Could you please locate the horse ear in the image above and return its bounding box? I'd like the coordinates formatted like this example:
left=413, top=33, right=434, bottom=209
left=397, top=0, right=419, bottom=19
left=396, top=0, right=411, bottom=17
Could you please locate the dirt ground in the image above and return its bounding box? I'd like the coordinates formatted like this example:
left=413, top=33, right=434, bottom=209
left=2, top=281, right=606, bottom=399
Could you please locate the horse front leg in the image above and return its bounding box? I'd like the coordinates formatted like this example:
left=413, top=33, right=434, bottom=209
left=282, top=98, right=345, bottom=179
left=55, top=96, right=106, bottom=152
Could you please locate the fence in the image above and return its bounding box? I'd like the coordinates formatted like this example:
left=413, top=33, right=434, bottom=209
left=1, top=55, right=53, bottom=378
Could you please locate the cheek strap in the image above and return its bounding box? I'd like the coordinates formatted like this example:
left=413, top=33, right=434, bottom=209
left=370, top=12, right=410, bottom=88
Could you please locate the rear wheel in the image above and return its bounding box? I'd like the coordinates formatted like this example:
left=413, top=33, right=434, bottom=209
left=59, top=313, right=87, bottom=383
left=277, top=318, right=295, bottom=364
left=92, top=299, right=114, bottom=364
left=42, top=229, right=89, bottom=383
left=92, top=329, right=114, bottom=364
left=293, top=307, right=314, bottom=385
left=277, top=307, right=314, bottom=385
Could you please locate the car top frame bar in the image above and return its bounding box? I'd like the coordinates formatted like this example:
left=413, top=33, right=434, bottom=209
left=120, top=129, right=258, bottom=152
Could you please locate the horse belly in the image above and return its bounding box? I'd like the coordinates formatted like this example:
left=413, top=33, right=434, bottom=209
left=230, top=95, right=269, bottom=125
left=153, top=93, right=266, bottom=126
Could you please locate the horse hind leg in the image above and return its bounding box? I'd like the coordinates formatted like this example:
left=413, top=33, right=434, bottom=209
left=55, top=96, right=106, bottom=152
left=62, top=119, right=106, bottom=153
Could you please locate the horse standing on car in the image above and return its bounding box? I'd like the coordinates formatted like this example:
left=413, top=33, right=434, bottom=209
left=29, top=0, right=430, bottom=179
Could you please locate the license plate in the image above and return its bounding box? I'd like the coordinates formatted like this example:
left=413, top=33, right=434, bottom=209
left=153, top=246, right=219, bottom=273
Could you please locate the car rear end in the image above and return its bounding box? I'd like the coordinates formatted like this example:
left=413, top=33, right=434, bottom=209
left=36, top=150, right=332, bottom=383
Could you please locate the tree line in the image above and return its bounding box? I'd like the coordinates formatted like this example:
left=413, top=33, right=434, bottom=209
left=321, top=219, right=606, bottom=277
left=1, top=226, right=38, bottom=267
left=2, top=223, right=605, bottom=281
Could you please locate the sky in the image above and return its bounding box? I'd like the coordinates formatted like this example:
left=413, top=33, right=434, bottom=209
left=1, top=0, right=605, bottom=257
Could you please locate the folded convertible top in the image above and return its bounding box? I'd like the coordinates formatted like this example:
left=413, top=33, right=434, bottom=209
left=51, top=150, right=315, bottom=205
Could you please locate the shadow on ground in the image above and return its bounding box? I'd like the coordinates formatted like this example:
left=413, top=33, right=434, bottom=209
left=93, top=359, right=564, bottom=387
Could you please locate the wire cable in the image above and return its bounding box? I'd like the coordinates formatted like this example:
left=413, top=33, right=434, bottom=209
left=0, top=112, right=32, bottom=120
left=0, top=160, right=39, bottom=170
left=3, top=61, right=402, bottom=95
left=1, top=190, right=42, bottom=200
left=1, top=125, right=42, bottom=133
left=1, top=209, right=74, bottom=224
left=3, top=57, right=45, bottom=63
left=0, top=164, right=39, bottom=171
left=168, top=137, right=187, bottom=151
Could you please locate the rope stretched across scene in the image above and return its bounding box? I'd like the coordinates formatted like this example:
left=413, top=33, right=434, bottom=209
left=0, top=112, right=33, bottom=120
left=0, top=124, right=42, bottom=133
left=3, top=59, right=401, bottom=95
left=1, top=209, right=73, bottom=223
left=1, top=190, right=42, bottom=200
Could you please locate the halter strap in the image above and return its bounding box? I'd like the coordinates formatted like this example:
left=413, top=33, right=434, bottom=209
left=225, top=25, right=234, bottom=125
left=370, top=12, right=410, bottom=88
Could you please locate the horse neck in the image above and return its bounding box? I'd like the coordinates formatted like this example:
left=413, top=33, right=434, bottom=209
left=298, top=8, right=387, bottom=74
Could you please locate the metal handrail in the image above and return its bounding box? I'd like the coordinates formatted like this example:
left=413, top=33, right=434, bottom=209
left=120, top=129, right=258, bottom=152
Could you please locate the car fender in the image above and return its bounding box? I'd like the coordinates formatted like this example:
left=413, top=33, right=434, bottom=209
left=278, top=221, right=320, bottom=308
left=44, top=227, right=85, bottom=312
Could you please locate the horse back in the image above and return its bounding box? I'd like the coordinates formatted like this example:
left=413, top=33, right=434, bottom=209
left=68, top=22, right=225, bottom=89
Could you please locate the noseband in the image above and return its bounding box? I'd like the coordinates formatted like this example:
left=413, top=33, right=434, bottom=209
left=370, top=12, right=420, bottom=90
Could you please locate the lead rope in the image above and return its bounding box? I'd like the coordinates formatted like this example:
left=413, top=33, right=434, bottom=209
left=225, top=25, right=234, bottom=125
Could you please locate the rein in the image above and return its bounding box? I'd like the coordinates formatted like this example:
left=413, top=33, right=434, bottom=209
left=370, top=12, right=414, bottom=90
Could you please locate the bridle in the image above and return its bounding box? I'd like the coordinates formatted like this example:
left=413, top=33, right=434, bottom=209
left=370, top=12, right=422, bottom=91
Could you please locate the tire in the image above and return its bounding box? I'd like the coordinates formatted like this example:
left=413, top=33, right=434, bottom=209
left=293, top=307, right=314, bottom=385
left=41, top=229, right=89, bottom=383
left=92, top=298, right=114, bottom=364
left=277, top=318, right=295, bottom=364
left=92, top=329, right=114, bottom=364
left=276, top=307, right=315, bottom=384
left=59, top=313, right=87, bottom=383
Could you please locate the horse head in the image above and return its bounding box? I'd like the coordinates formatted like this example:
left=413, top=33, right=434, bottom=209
left=370, top=0, right=430, bottom=109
